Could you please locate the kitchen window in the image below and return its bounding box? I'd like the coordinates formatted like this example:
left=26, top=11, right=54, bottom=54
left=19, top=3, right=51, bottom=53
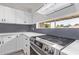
left=36, top=17, right=79, bottom=29
left=55, top=18, right=79, bottom=28
left=36, top=22, right=52, bottom=29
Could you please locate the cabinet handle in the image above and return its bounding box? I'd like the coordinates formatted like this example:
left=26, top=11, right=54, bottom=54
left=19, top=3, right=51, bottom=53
left=4, top=19, right=5, bottom=21
left=2, top=19, right=5, bottom=22
left=0, top=41, right=1, bottom=44
left=4, top=19, right=6, bottom=21
left=8, top=37, right=11, bottom=38
left=2, top=41, right=4, bottom=44
left=2, top=19, right=3, bottom=21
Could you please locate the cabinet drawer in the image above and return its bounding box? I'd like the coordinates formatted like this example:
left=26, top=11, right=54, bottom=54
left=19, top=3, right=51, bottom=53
left=2, top=35, right=16, bottom=42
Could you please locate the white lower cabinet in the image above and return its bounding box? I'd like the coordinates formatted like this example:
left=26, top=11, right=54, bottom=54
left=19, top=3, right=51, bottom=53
left=16, top=35, right=23, bottom=51
left=0, top=37, right=2, bottom=54
left=1, top=38, right=17, bottom=54
left=0, top=35, right=18, bottom=54
left=17, top=34, right=30, bottom=55
left=22, top=35, right=30, bottom=55
left=0, top=34, right=30, bottom=55
left=0, top=35, right=17, bottom=54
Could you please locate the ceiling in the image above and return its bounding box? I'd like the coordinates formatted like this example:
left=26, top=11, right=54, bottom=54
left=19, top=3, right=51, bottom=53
left=0, top=3, right=44, bottom=13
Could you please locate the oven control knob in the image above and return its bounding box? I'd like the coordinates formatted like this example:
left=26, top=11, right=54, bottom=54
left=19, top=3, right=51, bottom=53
left=44, top=48, right=48, bottom=51
left=48, top=50, right=54, bottom=55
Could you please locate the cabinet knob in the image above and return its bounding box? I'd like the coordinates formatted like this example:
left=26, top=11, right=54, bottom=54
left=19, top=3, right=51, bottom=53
left=44, top=48, right=48, bottom=51
left=48, top=49, right=54, bottom=54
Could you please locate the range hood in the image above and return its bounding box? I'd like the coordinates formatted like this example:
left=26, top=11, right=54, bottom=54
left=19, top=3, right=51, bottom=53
left=37, top=3, right=73, bottom=15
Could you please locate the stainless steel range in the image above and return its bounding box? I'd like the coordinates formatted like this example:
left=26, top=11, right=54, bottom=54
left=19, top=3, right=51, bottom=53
left=30, top=35, right=75, bottom=55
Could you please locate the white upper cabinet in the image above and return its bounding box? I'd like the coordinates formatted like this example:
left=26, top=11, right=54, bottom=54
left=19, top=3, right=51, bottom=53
left=4, top=7, right=16, bottom=24
left=0, top=5, right=32, bottom=24
left=0, top=5, right=5, bottom=23
left=24, top=12, right=32, bottom=24
left=0, top=5, right=16, bottom=24
left=15, top=9, right=33, bottom=24
left=15, top=9, right=26, bottom=24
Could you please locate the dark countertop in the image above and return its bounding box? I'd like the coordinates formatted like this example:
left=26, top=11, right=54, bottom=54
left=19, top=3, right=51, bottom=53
left=37, top=35, right=75, bottom=46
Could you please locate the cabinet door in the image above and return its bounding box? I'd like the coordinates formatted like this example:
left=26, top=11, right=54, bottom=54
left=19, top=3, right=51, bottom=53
left=22, top=35, right=30, bottom=54
left=0, top=36, right=2, bottom=47
left=0, top=36, right=3, bottom=55
left=24, top=12, right=32, bottom=24
left=15, top=9, right=25, bottom=24
left=0, top=5, right=5, bottom=23
left=17, top=34, right=30, bottom=54
left=1, top=38, right=17, bottom=55
left=4, top=7, right=16, bottom=24
left=16, top=35, right=23, bottom=51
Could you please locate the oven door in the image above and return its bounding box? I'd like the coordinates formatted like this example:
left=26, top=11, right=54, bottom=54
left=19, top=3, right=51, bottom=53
left=30, top=46, right=38, bottom=55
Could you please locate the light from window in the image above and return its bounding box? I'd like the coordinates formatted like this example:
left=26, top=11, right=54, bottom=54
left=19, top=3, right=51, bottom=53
left=36, top=18, right=79, bottom=29
left=56, top=18, right=79, bottom=28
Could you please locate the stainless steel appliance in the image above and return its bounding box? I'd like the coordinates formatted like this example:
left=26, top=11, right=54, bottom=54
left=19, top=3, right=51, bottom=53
left=30, top=35, right=75, bottom=55
left=30, top=37, right=48, bottom=55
